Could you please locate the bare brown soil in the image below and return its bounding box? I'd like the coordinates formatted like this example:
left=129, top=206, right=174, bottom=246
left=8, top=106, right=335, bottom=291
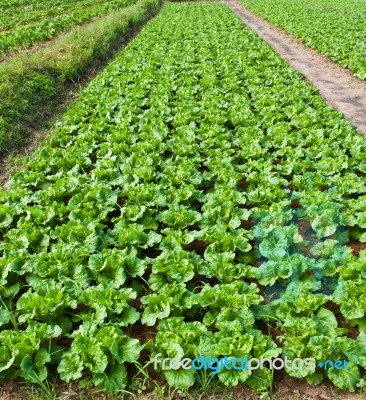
left=348, top=240, right=366, bottom=257
left=186, top=240, right=209, bottom=255
left=1, top=375, right=364, bottom=400
left=225, top=0, right=366, bottom=137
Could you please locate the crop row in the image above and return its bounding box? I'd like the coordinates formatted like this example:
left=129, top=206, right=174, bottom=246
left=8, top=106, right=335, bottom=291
left=0, top=0, right=111, bottom=31
left=241, top=0, right=366, bottom=80
left=1, top=2, right=366, bottom=394
left=0, top=0, right=137, bottom=57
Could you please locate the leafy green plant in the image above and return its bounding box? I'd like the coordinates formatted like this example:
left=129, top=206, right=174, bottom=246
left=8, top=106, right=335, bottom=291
left=0, top=1, right=366, bottom=396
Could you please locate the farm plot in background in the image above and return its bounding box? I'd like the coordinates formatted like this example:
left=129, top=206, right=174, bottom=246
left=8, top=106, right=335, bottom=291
left=1, top=2, right=366, bottom=395
left=242, top=0, right=366, bottom=79
left=0, top=0, right=137, bottom=57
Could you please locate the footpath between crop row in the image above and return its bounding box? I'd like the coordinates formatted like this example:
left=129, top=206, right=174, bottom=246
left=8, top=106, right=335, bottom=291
left=225, top=0, right=366, bottom=137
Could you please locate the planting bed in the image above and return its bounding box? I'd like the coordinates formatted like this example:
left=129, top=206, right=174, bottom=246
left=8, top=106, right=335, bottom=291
left=241, top=0, right=366, bottom=79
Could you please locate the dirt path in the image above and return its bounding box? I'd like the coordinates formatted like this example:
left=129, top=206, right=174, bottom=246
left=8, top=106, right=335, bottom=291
left=225, top=0, right=366, bottom=136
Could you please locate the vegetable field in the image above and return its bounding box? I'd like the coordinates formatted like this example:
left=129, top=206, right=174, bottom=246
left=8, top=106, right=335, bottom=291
left=241, top=0, right=366, bottom=80
left=1, top=1, right=366, bottom=398
left=0, top=0, right=161, bottom=154
left=0, top=0, right=137, bottom=57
